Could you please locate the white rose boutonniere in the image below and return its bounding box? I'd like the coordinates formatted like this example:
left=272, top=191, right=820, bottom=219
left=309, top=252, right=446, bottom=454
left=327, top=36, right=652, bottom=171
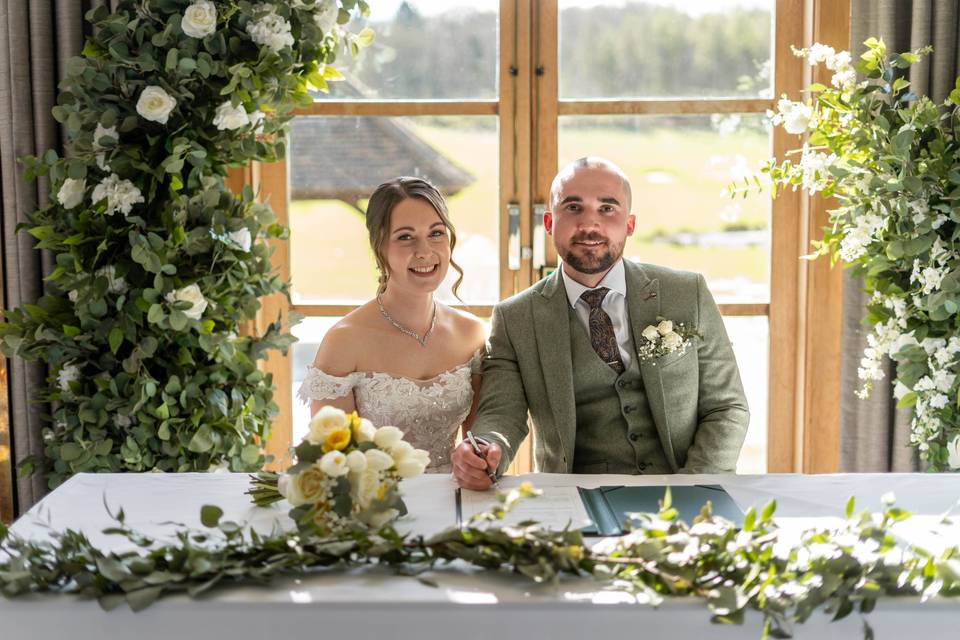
left=182, top=0, right=217, bottom=38
left=136, top=85, right=177, bottom=124
left=637, top=316, right=701, bottom=364
left=165, top=283, right=208, bottom=320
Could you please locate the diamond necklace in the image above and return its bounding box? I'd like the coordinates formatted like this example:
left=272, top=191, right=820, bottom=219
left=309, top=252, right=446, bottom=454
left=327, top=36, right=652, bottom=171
left=377, top=295, right=437, bottom=347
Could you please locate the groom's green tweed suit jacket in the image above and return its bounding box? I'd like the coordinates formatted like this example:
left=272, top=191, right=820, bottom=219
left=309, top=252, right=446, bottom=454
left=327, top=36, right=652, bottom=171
left=472, top=260, right=749, bottom=475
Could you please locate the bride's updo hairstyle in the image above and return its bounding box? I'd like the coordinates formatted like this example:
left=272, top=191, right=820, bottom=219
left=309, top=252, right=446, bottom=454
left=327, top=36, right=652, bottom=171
left=365, top=176, right=464, bottom=298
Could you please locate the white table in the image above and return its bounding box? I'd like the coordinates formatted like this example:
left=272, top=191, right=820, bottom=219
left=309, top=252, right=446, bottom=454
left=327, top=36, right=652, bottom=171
left=4, top=472, right=960, bottom=639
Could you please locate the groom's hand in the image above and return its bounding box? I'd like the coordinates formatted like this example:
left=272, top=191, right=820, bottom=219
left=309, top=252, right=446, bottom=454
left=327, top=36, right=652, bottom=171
left=452, top=440, right=502, bottom=490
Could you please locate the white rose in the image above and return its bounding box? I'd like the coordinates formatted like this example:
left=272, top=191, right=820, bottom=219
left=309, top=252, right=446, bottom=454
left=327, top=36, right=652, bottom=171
left=136, top=85, right=177, bottom=124
left=656, top=320, right=673, bottom=336
left=93, top=123, right=117, bottom=149
left=948, top=436, right=960, bottom=470
left=182, top=0, right=217, bottom=38
left=95, top=265, right=128, bottom=295
left=91, top=173, right=144, bottom=216
left=355, top=418, right=376, bottom=443
left=373, top=425, right=404, bottom=449
left=364, top=449, right=394, bottom=472
left=354, top=467, right=381, bottom=508
left=213, top=100, right=251, bottom=131
left=389, top=440, right=414, bottom=462
left=345, top=449, right=367, bottom=473
left=306, top=406, right=347, bottom=445
left=318, top=450, right=349, bottom=477
left=57, top=178, right=86, bottom=209
left=67, top=290, right=79, bottom=303
left=641, top=325, right=660, bottom=342
left=227, top=227, right=252, bottom=251
left=395, top=458, right=426, bottom=478
left=165, top=283, right=208, bottom=320
left=363, top=508, right=400, bottom=529
left=662, top=332, right=683, bottom=351
left=313, top=0, right=339, bottom=33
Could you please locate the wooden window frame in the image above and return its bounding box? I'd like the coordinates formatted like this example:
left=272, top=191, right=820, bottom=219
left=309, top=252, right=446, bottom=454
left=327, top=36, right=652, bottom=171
left=234, top=0, right=849, bottom=476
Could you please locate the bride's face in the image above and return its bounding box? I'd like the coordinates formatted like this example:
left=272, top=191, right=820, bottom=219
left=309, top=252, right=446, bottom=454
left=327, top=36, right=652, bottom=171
left=383, top=197, right=451, bottom=294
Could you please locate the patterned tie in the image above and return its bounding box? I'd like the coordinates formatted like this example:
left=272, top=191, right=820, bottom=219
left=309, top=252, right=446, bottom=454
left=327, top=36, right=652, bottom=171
left=579, top=287, right=625, bottom=374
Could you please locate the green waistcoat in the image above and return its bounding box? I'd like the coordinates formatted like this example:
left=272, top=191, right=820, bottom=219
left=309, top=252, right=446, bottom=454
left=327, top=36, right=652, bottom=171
left=569, top=306, right=671, bottom=475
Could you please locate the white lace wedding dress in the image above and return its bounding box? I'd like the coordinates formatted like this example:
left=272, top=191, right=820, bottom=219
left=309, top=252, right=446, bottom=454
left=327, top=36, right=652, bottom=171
left=296, top=348, right=483, bottom=473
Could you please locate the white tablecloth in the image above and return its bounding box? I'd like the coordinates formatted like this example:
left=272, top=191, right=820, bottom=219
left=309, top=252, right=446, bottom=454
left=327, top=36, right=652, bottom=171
left=4, top=472, right=960, bottom=639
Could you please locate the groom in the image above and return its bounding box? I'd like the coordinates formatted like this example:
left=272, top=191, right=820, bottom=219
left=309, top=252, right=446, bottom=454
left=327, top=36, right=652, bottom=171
left=452, top=157, right=749, bottom=489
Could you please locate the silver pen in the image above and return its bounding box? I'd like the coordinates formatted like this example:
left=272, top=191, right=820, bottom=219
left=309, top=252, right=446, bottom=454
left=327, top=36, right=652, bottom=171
left=465, top=430, right=499, bottom=487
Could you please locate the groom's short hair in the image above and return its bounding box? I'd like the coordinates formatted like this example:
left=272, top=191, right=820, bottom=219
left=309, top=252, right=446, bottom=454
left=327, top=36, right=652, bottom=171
left=549, top=157, right=632, bottom=212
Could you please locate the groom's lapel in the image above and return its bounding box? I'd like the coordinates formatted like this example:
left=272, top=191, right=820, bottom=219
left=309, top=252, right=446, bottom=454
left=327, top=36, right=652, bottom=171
left=625, top=261, right=678, bottom=470
left=533, top=269, right=576, bottom=470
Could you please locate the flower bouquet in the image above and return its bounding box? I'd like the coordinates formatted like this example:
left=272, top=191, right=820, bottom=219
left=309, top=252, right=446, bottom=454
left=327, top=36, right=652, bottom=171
left=247, top=406, right=430, bottom=533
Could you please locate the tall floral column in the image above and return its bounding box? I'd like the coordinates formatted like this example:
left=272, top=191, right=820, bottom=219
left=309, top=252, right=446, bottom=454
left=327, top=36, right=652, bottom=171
left=0, top=0, right=372, bottom=487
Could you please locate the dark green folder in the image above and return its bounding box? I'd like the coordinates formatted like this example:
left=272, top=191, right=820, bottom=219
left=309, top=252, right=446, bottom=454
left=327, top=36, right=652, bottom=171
left=577, top=485, right=744, bottom=536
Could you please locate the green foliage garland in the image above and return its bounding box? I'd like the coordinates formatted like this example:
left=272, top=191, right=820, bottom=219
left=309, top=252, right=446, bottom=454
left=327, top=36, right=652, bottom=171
left=1, top=486, right=959, bottom=640
left=0, top=0, right=372, bottom=487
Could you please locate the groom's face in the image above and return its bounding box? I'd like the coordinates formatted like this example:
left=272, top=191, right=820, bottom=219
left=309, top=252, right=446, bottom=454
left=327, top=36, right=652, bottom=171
left=545, top=166, right=636, bottom=277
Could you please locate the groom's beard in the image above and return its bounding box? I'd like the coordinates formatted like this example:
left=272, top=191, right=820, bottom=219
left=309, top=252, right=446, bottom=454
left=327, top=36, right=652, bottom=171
left=560, top=233, right=624, bottom=274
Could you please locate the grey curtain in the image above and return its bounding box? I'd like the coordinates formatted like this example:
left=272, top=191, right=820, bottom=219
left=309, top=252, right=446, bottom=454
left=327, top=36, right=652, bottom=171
left=0, top=0, right=116, bottom=516
left=841, top=0, right=960, bottom=471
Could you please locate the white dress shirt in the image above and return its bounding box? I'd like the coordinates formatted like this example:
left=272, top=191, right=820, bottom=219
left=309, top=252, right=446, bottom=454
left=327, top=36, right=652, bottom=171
left=560, top=258, right=634, bottom=370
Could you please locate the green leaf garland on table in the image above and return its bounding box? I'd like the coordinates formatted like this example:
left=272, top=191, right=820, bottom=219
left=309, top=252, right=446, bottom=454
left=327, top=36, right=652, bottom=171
left=0, top=0, right=372, bottom=487
left=2, top=487, right=959, bottom=640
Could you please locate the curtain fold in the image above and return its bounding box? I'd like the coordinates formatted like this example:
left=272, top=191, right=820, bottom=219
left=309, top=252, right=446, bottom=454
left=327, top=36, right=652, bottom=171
left=0, top=0, right=114, bottom=516
left=841, top=0, right=960, bottom=471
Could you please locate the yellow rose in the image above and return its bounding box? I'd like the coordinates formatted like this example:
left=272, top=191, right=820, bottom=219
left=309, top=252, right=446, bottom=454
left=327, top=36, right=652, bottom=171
left=296, top=465, right=327, bottom=503
left=323, top=427, right=352, bottom=452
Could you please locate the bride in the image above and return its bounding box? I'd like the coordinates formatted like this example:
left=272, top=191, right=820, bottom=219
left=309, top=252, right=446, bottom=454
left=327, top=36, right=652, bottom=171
left=297, top=177, right=487, bottom=473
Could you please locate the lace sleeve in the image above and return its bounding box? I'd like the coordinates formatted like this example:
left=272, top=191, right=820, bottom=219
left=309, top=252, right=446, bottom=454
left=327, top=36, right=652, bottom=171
left=296, top=366, right=359, bottom=404
left=469, top=346, right=486, bottom=375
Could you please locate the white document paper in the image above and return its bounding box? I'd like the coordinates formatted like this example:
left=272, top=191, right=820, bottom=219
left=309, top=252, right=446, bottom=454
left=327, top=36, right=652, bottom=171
left=458, top=475, right=593, bottom=531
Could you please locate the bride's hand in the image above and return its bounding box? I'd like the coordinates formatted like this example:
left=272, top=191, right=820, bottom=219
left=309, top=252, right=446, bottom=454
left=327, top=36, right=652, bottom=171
left=452, top=441, right=501, bottom=490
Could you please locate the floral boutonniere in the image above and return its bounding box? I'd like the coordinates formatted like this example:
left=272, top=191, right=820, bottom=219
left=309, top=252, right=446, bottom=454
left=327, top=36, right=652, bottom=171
left=637, top=317, right=701, bottom=363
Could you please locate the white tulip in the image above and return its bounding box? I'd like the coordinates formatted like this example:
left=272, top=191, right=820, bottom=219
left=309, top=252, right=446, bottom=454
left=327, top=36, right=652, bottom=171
left=213, top=101, right=250, bottom=131
left=355, top=418, right=376, bottom=443
left=389, top=440, right=414, bottom=462
left=165, top=283, right=208, bottom=320
left=227, top=227, right=252, bottom=251
left=374, top=425, right=404, bottom=449
left=182, top=0, right=217, bottom=38
left=306, top=406, right=347, bottom=445
left=345, top=449, right=367, bottom=473
left=364, top=449, right=394, bottom=472
left=319, top=450, right=349, bottom=477
left=395, top=458, right=426, bottom=478
left=57, top=178, right=86, bottom=209
left=136, top=85, right=177, bottom=124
